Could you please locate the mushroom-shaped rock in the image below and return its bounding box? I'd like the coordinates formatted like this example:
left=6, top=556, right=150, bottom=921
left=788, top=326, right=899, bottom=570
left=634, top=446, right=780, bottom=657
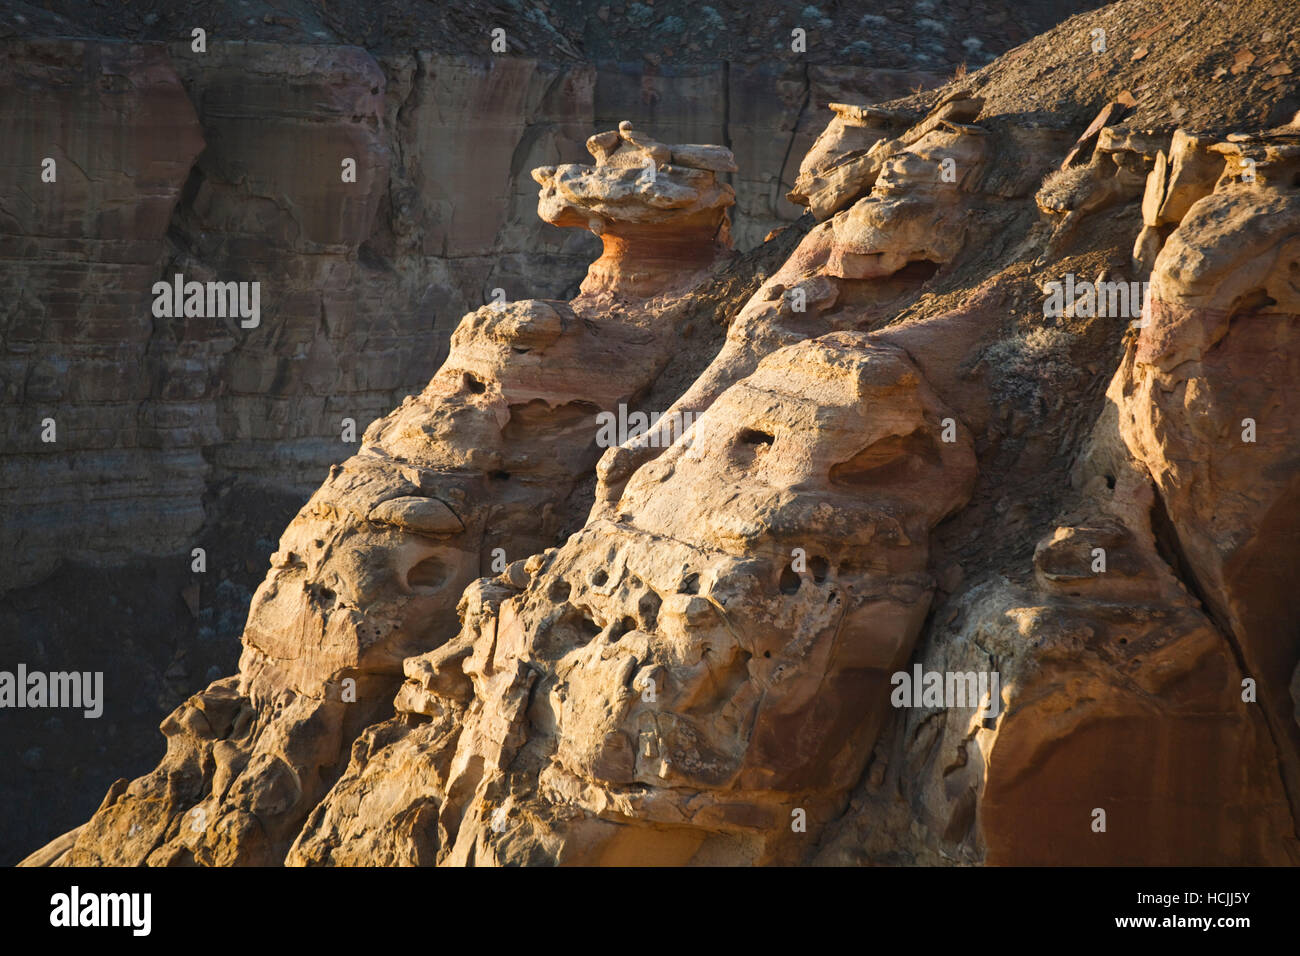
left=533, top=122, right=736, bottom=297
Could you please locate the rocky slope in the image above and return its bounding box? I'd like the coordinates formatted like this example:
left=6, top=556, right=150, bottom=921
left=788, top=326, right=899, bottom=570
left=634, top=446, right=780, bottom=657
left=3, top=1, right=1122, bottom=865
left=17, top=0, right=1300, bottom=865
left=5, top=0, right=1072, bottom=592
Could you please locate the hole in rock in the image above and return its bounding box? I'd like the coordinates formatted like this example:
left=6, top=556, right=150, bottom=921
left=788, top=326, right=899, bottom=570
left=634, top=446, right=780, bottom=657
left=407, top=556, right=448, bottom=589
left=540, top=608, right=604, bottom=656
left=779, top=565, right=801, bottom=594
left=829, top=429, right=938, bottom=488
left=638, top=591, right=661, bottom=630
left=738, top=428, right=775, bottom=446
left=898, top=259, right=941, bottom=282
left=463, top=373, right=486, bottom=394
left=1105, top=474, right=1116, bottom=489
left=571, top=613, right=603, bottom=645
left=591, top=568, right=609, bottom=586
left=609, top=616, right=637, bottom=642
left=548, top=579, right=571, bottom=602
left=489, top=470, right=511, bottom=481
left=810, top=556, right=830, bottom=584
left=1228, top=288, right=1277, bottom=317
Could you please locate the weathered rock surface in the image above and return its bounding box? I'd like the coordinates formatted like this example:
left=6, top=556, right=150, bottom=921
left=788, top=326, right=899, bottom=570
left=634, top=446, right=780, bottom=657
left=17, top=0, right=1300, bottom=868
left=24, top=128, right=756, bottom=866
left=288, top=333, right=975, bottom=865
left=817, top=108, right=1300, bottom=867
left=1113, top=128, right=1300, bottom=845
left=534, top=122, right=736, bottom=296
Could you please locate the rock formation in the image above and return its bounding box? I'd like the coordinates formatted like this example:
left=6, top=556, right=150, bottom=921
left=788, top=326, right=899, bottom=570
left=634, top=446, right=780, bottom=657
left=24, top=124, right=753, bottom=866
left=16, top=0, right=1300, bottom=867
left=534, top=122, right=737, bottom=297
left=1113, top=123, right=1300, bottom=850
left=288, top=333, right=975, bottom=865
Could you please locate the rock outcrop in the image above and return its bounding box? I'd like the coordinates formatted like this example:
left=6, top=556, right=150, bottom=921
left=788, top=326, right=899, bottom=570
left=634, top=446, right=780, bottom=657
left=816, top=106, right=1300, bottom=866
left=534, top=122, right=737, bottom=296
left=288, top=333, right=974, bottom=865
left=23, top=126, right=756, bottom=866
left=1113, top=124, right=1300, bottom=845
left=17, top=0, right=1300, bottom=868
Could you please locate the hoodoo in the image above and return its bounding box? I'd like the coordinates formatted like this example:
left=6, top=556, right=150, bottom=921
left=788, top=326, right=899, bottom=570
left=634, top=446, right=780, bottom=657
left=533, top=122, right=737, bottom=297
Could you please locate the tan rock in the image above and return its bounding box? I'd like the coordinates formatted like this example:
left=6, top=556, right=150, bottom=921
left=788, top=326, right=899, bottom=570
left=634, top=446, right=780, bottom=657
left=533, top=122, right=736, bottom=297
left=290, top=332, right=976, bottom=865
left=1114, top=153, right=1300, bottom=832
left=1157, top=129, right=1222, bottom=223
left=787, top=103, right=917, bottom=220
left=28, top=125, right=740, bottom=867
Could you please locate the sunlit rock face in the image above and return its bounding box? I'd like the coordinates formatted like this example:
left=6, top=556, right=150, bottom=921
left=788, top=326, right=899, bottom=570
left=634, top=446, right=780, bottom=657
left=787, top=102, right=918, bottom=221
left=287, top=332, right=975, bottom=865
left=32, top=126, right=741, bottom=868
left=850, top=126, right=1300, bottom=868
left=826, top=120, right=990, bottom=279
left=1114, top=130, right=1300, bottom=835
left=587, top=94, right=1062, bottom=516
left=533, top=122, right=736, bottom=298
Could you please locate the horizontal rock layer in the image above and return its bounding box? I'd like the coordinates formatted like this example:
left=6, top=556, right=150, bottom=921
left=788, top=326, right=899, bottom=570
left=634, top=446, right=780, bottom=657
left=0, top=37, right=941, bottom=591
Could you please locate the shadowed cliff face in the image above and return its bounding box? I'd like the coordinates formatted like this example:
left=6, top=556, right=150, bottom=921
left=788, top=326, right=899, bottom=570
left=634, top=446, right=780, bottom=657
left=12, top=0, right=1300, bottom=867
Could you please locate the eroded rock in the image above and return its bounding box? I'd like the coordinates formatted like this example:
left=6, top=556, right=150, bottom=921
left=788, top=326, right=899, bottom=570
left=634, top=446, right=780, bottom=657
left=289, top=333, right=975, bottom=865
left=533, top=122, right=736, bottom=297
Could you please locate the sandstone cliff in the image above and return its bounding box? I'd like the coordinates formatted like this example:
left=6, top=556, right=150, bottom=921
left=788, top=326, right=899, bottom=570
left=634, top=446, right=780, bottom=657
left=10, top=0, right=1094, bottom=862
left=16, top=0, right=1300, bottom=866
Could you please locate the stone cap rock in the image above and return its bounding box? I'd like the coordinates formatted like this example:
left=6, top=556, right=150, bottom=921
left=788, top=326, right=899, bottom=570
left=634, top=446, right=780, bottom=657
left=532, top=121, right=735, bottom=232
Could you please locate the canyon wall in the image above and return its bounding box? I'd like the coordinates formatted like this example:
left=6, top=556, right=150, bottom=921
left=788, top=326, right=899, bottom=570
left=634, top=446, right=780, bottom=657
left=0, top=38, right=936, bottom=589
